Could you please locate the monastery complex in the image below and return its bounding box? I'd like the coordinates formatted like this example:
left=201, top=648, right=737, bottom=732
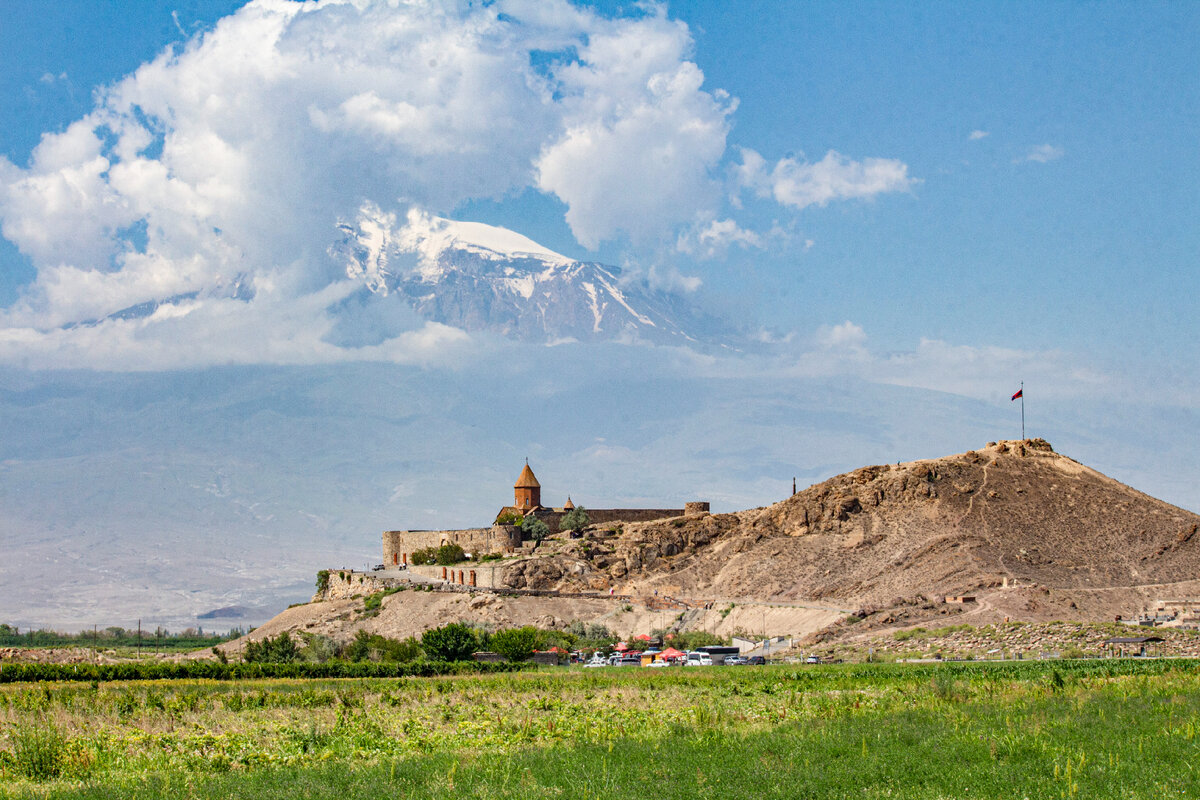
left=383, top=462, right=709, bottom=567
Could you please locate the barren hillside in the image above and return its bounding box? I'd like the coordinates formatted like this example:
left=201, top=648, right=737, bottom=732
left=508, top=440, right=1200, bottom=627
left=224, top=440, right=1200, bottom=653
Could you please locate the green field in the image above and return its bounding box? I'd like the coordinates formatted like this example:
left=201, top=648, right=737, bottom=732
left=2, top=660, right=1199, bottom=798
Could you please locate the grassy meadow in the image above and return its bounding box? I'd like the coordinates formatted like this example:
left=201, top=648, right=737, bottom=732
left=2, top=659, right=1199, bottom=798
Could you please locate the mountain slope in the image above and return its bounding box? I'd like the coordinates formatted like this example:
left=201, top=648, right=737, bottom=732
left=332, top=209, right=717, bottom=343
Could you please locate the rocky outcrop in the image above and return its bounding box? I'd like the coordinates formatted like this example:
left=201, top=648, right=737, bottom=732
left=491, top=440, right=1200, bottom=632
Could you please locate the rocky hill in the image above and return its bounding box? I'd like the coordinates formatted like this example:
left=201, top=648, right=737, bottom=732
left=220, top=439, right=1200, bottom=655
left=503, top=439, right=1200, bottom=631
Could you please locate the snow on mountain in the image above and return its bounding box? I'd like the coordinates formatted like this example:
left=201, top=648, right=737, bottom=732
left=333, top=206, right=712, bottom=344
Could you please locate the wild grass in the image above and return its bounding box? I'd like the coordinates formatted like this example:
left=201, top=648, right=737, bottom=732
left=0, top=660, right=1197, bottom=797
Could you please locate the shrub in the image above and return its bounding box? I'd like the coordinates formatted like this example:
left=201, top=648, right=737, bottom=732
left=495, top=510, right=524, bottom=526
left=671, top=631, right=728, bottom=650
left=522, top=516, right=550, bottom=542
left=410, top=547, right=437, bottom=566
left=435, top=543, right=466, bottom=566
left=243, top=632, right=300, bottom=664
left=420, top=623, right=482, bottom=662
left=490, top=626, right=541, bottom=662
left=560, top=506, right=590, bottom=532
left=315, top=570, right=331, bottom=595
left=363, top=587, right=403, bottom=614
left=8, top=724, right=69, bottom=780
left=301, top=634, right=338, bottom=663
left=341, top=630, right=424, bottom=663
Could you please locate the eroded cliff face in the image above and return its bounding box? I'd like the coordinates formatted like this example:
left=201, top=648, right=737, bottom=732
left=495, top=440, right=1200, bottom=621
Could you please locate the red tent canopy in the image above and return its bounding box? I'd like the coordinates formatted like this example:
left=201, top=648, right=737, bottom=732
left=614, top=642, right=629, bottom=651
left=635, top=633, right=652, bottom=641
left=660, top=647, right=685, bottom=659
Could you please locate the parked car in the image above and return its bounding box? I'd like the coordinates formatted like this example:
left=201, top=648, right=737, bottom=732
left=724, top=655, right=748, bottom=666
left=806, top=655, right=820, bottom=664
left=684, top=651, right=712, bottom=666
left=617, top=655, right=641, bottom=666
left=746, top=655, right=766, bottom=665
left=645, top=659, right=670, bottom=668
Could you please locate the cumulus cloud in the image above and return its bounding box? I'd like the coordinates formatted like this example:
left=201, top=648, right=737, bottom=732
left=734, top=148, right=915, bottom=210
left=0, top=0, right=916, bottom=369
left=816, top=320, right=868, bottom=351
left=1017, top=144, right=1064, bottom=164
left=968, top=130, right=989, bottom=141
left=675, top=217, right=762, bottom=257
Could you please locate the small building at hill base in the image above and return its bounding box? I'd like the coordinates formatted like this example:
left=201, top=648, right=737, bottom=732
left=383, top=463, right=709, bottom=567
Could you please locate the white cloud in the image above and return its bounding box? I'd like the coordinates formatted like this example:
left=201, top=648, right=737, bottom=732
left=816, top=320, right=868, bottom=351
left=675, top=217, right=762, bottom=257
left=0, top=0, right=919, bottom=369
left=736, top=148, right=915, bottom=210
left=1017, top=144, right=1064, bottom=164
left=534, top=18, right=737, bottom=248
left=0, top=0, right=737, bottom=363
left=0, top=281, right=473, bottom=371
left=968, top=130, right=989, bottom=141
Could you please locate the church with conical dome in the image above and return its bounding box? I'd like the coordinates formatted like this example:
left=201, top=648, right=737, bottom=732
left=382, top=461, right=709, bottom=571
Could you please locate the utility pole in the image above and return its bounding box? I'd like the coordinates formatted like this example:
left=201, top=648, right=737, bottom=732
left=137, top=619, right=142, bottom=657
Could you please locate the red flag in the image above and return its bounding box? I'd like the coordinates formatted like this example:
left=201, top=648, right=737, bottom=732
left=1011, top=389, right=1023, bottom=401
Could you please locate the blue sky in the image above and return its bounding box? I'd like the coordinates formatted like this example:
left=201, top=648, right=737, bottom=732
left=3, top=2, right=1197, bottom=363
left=1, top=0, right=1197, bottom=468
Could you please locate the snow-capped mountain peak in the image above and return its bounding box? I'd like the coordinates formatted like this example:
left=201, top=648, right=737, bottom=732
left=398, top=210, right=574, bottom=269
left=332, top=204, right=716, bottom=344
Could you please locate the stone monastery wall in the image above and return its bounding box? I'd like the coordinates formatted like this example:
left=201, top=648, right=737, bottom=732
left=383, top=526, right=522, bottom=567
left=572, top=508, right=685, bottom=527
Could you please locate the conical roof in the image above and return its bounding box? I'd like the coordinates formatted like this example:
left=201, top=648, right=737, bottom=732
left=515, top=463, right=540, bottom=489
left=563, top=496, right=575, bottom=509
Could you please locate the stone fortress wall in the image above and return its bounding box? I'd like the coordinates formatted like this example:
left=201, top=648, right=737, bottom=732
left=540, top=502, right=710, bottom=533
left=382, top=464, right=710, bottom=566
left=383, top=526, right=522, bottom=567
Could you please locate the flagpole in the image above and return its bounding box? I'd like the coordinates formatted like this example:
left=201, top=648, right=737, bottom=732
left=1020, top=381, right=1025, bottom=440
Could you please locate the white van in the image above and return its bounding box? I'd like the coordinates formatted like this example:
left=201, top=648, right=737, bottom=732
left=685, top=651, right=713, bottom=666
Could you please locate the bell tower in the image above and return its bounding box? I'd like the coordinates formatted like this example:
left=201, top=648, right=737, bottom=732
left=514, top=460, right=541, bottom=511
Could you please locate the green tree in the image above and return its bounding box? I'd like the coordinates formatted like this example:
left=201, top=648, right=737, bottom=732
left=521, top=516, right=550, bottom=542
left=495, top=510, right=524, bottom=526
left=301, top=633, right=338, bottom=663
left=435, top=542, right=466, bottom=565
left=420, top=622, right=480, bottom=662
left=489, top=626, right=540, bottom=662
left=410, top=547, right=436, bottom=566
left=243, top=632, right=300, bottom=663
left=561, top=505, right=590, bottom=532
